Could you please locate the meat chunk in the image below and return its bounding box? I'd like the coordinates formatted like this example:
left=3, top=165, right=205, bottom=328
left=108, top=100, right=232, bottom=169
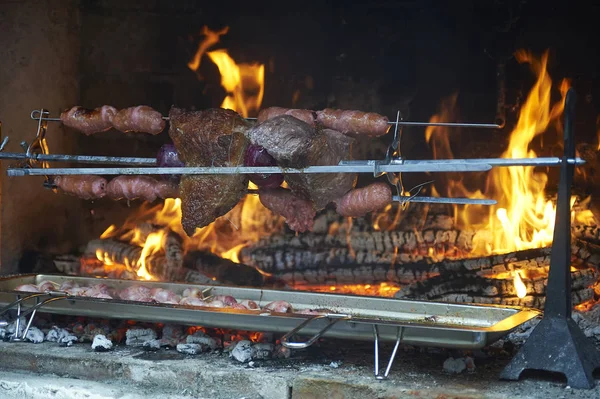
left=179, top=297, right=208, bottom=307
left=14, top=284, right=40, bottom=293
left=262, top=300, right=293, bottom=313
left=246, top=117, right=356, bottom=209
left=54, top=175, right=107, bottom=200
left=335, top=182, right=393, bottom=217
left=168, top=107, right=249, bottom=236
left=245, top=115, right=316, bottom=168
left=257, top=107, right=316, bottom=127
left=284, top=128, right=357, bottom=209
left=239, top=299, right=259, bottom=310
left=212, top=295, right=237, bottom=306
left=119, top=285, right=153, bottom=302
left=150, top=288, right=181, bottom=304
left=60, top=105, right=117, bottom=135
left=154, top=180, right=179, bottom=199
left=316, top=108, right=390, bottom=136
left=112, top=105, right=166, bottom=135
left=259, top=187, right=315, bottom=232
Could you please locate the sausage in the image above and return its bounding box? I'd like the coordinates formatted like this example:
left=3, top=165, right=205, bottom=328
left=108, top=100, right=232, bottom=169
left=54, top=175, right=108, bottom=200
left=258, top=187, right=316, bottom=232
left=335, top=182, right=392, bottom=217
left=60, top=105, right=117, bottom=135
left=106, top=175, right=160, bottom=202
left=155, top=180, right=179, bottom=199
left=111, top=105, right=166, bottom=135
left=316, top=108, right=390, bottom=136
left=257, top=107, right=316, bottom=127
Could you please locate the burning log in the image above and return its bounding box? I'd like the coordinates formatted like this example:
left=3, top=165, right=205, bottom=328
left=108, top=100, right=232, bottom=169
left=573, top=224, right=600, bottom=246
left=244, top=245, right=553, bottom=285
left=83, top=231, right=183, bottom=281
left=430, top=288, right=595, bottom=309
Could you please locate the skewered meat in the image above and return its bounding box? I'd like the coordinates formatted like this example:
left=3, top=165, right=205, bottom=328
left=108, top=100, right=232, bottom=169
left=168, top=107, right=249, bottom=236
left=112, top=105, right=166, bottom=135
left=316, top=108, right=390, bottom=136
left=54, top=175, right=107, bottom=200
left=257, top=107, right=316, bottom=127
left=335, top=182, right=392, bottom=217
left=119, top=285, right=153, bottom=302
left=244, top=144, right=284, bottom=188
left=106, top=176, right=177, bottom=202
left=262, top=300, right=293, bottom=313
left=150, top=288, right=181, bottom=304
left=284, top=128, right=356, bottom=209
left=14, top=284, right=40, bottom=293
left=247, top=116, right=356, bottom=209
left=258, top=187, right=315, bottom=232
left=245, top=115, right=316, bottom=168
left=60, top=105, right=117, bottom=135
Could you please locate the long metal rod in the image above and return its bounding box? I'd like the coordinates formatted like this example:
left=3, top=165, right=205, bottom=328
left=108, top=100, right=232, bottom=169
left=0, top=152, right=156, bottom=166
left=6, top=155, right=586, bottom=177
left=6, top=162, right=494, bottom=176
left=30, top=109, right=501, bottom=129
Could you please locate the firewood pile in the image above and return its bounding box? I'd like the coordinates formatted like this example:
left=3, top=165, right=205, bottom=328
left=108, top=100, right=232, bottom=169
left=60, top=198, right=600, bottom=310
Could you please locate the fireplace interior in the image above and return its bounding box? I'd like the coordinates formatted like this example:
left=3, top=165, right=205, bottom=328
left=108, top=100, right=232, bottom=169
left=2, top=0, right=600, bottom=397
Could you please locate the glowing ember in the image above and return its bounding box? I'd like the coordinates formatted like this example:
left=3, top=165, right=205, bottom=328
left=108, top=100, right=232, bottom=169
left=295, top=282, right=401, bottom=298
left=513, top=271, right=527, bottom=299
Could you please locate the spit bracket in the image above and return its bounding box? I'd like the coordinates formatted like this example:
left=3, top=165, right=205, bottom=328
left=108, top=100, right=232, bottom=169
left=500, top=88, right=600, bottom=389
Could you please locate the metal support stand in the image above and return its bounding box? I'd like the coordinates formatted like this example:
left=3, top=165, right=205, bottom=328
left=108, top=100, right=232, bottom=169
left=500, top=88, right=600, bottom=389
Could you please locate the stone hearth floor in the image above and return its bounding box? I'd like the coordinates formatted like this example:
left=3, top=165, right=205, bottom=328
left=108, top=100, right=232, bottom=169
left=0, top=341, right=599, bottom=398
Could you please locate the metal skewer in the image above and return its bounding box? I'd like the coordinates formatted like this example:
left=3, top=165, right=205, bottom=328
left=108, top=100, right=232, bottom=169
left=5, top=156, right=585, bottom=177
left=30, top=109, right=500, bottom=129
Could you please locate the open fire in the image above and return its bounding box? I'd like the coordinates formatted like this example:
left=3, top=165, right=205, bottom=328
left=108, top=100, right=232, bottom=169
left=86, top=30, right=599, bottom=307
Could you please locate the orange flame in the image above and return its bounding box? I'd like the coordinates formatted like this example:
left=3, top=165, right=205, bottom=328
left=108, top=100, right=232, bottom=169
left=187, top=25, right=265, bottom=118
left=513, top=270, right=527, bottom=298
left=423, top=50, right=595, bottom=256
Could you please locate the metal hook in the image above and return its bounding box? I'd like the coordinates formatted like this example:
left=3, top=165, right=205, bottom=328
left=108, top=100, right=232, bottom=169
left=281, top=313, right=351, bottom=349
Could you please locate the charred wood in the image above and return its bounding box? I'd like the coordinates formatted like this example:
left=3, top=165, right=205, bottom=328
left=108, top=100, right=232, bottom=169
left=429, top=288, right=594, bottom=309
left=395, top=268, right=598, bottom=303
left=183, top=250, right=264, bottom=286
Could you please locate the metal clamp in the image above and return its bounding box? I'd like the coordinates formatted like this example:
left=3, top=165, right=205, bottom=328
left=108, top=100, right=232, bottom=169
left=281, top=313, right=351, bottom=349
left=373, top=325, right=405, bottom=380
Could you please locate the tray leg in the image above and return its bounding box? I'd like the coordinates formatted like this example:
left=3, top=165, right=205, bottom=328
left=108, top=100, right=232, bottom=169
left=372, top=325, right=404, bottom=380
left=500, top=88, right=600, bottom=389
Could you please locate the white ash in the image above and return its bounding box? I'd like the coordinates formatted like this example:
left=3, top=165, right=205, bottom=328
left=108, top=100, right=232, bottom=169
left=0, top=328, right=5, bottom=340
left=59, top=333, right=78, bottom=347
left=185, top=331, right=219, bottom=351
left=125, top=328, right=157, bottom=347
left=143, top=339, right=161, bottom=351
left=176, top=343, right=202, bottom=355
left=573, top=305, right=600, bottom=342
left=91, top=334, right=113, bottom=352
left=329, top=361, right=340, bottom=368
left=251, top=343, right=274, bottom=360
left=443, top=357, right=467, bottom=374
left=24, top=327, right=45, bottom=344
left=160, top=324, right=184, bottom=347
left=45, top=327, right=73, bottom=343
left=505, top=317, right=541, bottom=346
left=230, top=340, right=253, bottom=363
